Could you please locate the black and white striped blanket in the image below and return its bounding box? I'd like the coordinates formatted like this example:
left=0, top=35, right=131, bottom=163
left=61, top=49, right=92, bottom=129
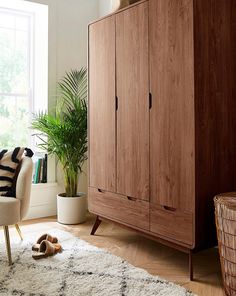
left=0, top=147, right=34, bottom=197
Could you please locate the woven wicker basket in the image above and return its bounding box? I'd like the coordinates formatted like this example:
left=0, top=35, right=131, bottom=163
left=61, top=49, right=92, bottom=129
left=214, top=193, right=236, bottom=296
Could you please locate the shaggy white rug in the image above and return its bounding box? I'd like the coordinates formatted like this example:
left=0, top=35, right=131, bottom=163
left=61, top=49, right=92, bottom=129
left=0, top=229, right=195, bottom=296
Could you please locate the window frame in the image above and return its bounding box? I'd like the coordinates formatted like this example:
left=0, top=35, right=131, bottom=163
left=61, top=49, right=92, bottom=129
left=0, top=0, right=48, bottom=151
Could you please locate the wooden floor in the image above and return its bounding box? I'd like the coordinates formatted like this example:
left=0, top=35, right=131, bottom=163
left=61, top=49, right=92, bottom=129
left=4, top=214, right=224, bottom=296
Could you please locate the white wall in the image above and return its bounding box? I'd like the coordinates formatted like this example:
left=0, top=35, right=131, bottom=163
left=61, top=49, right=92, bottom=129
left=26, top=0, right=99, bottom=107
left=98, top=0, right=112, bottom=17
left=24, top=0, right=99, bottom=219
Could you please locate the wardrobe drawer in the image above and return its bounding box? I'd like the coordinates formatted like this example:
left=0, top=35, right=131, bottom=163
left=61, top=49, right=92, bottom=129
left=88, top=187, right=149, bottom=230
left=150, top=204, right=193, bottom=245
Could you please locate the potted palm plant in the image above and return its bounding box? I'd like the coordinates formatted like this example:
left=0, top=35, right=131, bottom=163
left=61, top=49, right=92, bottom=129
left=31, top=68, right=88, bottom=224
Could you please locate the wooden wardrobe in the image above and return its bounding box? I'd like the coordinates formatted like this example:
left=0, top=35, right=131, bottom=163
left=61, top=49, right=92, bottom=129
left=88, top=0, right=236, bottom=279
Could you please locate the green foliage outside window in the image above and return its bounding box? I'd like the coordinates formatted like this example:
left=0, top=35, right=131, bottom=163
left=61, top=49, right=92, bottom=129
left=0, top=16, right=29, bottom=149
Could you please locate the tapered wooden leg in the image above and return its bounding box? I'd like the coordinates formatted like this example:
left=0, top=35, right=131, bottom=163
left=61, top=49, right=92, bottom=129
left=15, top=224, right=23, bottom=241
left=189, top=250, right=193, bottom=281
left=90, top=216, right=102, bottom=235
left=3, top=226, right=12, bottom=266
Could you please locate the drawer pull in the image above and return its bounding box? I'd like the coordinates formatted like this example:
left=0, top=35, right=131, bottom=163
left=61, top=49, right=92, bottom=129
left=97, top=188, right=104, bottom=193
left=127, top=196, right=137, bottom=201
left=163, top=205, right=176, bottom=212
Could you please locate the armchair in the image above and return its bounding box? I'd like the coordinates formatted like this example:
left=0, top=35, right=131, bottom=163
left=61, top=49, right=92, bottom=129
left=0, top=156, right=33, bottom=265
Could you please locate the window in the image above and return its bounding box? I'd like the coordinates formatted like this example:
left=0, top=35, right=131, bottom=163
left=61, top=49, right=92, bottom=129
left=0, top=0, right=48, bottom=150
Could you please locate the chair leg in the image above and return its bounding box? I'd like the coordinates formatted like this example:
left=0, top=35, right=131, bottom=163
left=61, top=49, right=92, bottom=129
left=15, top=224, right=23, bottom=241
left=3, top=226, right=12, bottom=266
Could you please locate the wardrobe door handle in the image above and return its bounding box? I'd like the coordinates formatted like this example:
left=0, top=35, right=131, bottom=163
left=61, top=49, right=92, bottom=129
left=149, top=93, right=152, bottom=109
left=127, top=196, right=137, bottom=201
left=163, top=205, right=177, bottom=212
left=98, top=188, right=105, bottom=193
left=115, top=96, right=118, bottom=111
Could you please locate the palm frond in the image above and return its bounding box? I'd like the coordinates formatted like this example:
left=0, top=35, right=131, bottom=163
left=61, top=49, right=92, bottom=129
left=31, top=68, right=88, bottom=197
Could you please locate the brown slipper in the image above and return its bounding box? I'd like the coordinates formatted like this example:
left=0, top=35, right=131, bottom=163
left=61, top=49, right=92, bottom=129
left=32, top=233, right=58, bottom=251
left=32, top=240, right=62, bottom=260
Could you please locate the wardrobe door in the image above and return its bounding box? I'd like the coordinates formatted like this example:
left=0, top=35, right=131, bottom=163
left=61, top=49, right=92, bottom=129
left=116, top=2, right=149, bottom=200
left=89, top=17, right=116, bottom=192
left=149, top=0, right=195, bottom=211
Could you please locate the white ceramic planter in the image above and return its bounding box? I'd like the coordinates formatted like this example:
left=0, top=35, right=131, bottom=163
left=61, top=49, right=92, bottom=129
left=57, top=193, right=87, bottom=225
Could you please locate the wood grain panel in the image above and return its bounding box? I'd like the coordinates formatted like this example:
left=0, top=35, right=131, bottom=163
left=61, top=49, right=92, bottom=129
left=149, top=0, right=195, bottom=211
left=116, top=2, right=149, bottom=200
left=193, top=0, right=236, bottom=249
left=89, top=17, right=116, bottom=192
left=150, top=204, right=193, bottom=246
left=88, top=187, right=149, bottom=230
